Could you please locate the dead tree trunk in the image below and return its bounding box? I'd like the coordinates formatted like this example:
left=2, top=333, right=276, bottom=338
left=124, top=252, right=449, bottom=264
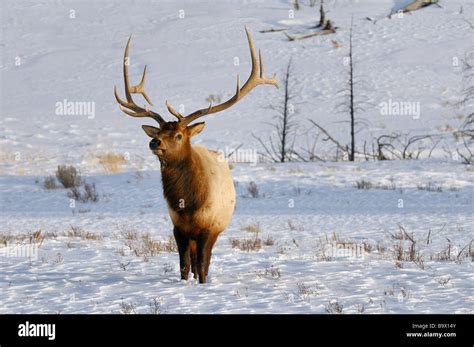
left=389, top=0, right=440, bottom=17
left=402, top=0, right=439, bottom=13
left=318, top=1, right=327, bottom=28
left=280, top=61, right=291, bottom=162
left=349, top=18, right=355, bottom=161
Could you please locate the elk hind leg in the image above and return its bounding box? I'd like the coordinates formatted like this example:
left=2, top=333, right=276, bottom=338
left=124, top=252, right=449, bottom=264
left=205, top=233, right=219, bottom=277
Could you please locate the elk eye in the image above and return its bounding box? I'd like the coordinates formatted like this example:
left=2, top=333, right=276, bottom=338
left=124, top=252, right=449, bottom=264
left=175, top=134, right=182, bottom=141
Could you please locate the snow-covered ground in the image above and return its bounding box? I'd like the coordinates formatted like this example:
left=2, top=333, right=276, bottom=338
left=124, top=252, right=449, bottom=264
left=1, top=0, right=473, bottom=313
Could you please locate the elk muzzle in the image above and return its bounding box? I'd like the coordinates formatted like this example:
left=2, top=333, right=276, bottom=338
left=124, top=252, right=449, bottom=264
left=149, top=139, right=161, bottom=150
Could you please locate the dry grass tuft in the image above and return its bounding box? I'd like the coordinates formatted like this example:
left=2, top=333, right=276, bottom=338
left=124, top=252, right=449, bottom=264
left=230, top=233, right=262, bottom=252
left=122, top=232, right=177, bottom=261
left=263, top=235, right=275, bottom=246
left=241, top=222, right=261, bottom=233
left=98, top=153, right=127, bottom=174
left=65, top=226, right=102, bottom=240
left=0, top=229, right=54, bottom=247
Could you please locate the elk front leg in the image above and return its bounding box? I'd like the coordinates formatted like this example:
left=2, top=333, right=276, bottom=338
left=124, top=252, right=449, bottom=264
left=190, top=240, right=198, bottom=279
left=173, top=227, right=190, bottom=280
left=196, top=232, right=212, bottom=284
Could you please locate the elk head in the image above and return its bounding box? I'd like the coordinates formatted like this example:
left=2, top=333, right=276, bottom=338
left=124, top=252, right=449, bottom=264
left=114, top=28, right=278, bottom=163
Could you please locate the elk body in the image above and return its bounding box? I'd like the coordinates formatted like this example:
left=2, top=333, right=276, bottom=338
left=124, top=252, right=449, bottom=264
left=114, top=28, right=277, bottom=283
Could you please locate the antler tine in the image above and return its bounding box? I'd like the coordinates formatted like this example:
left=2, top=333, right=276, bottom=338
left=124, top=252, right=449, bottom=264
left=235, top=75, right=241, bottom=99
left=114, top=35, right=166, bottom=125
left=114, top=86, right=164, bottom=122
left=258, top=49, right=278, bottom=87
left=118, top=104, right=153, bottom=118
left=246, top=27, right=259, bottom=80
left=130, top=65, right=154, bottom=106
left=165, top=100, right=184, bottom=121
left=181, top=28, right=278, bottom=126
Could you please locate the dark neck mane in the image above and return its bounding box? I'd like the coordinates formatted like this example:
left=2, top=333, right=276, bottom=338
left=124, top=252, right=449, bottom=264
left=160, top=149, right=208, bottom=214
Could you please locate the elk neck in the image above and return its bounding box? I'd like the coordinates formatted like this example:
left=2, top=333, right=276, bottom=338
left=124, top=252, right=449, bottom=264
left=160, top=145, right=208, bottom=215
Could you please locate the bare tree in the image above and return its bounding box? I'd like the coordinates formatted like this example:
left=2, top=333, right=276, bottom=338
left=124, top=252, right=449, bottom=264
left=333, top=17, right=376, bottom=161
left=348, top=17, right=355, bottom=161
left=299, top=131, right=325, bottom=161
left=455, top=50, right=474, bottom=164
left=254, top=59, right=299, bottom=163
left=364, top=132, right=441, bottom=160
left=305, top=18, right=375, bottom=162
left=456, top=132, right=473, bottom=164
left=460, top=51, right=474, bottom=119
left=400, top=134, right=437, bottom=159
left=308, top=119, right=348, bottom=156
left=374, top=134, right=399, bottom=160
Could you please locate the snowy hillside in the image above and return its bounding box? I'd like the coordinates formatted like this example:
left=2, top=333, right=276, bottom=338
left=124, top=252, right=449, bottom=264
left=0, top=0, right=473, bottom=313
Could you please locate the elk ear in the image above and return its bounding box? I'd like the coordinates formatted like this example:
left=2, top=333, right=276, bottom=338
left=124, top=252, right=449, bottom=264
left=142, top=125, right=160, bottom=138
left=188, top=122, right=205, bottom=137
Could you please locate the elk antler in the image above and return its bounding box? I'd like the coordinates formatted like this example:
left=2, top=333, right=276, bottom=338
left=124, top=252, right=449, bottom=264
left=169, top=27, right=278, bottom=126
left=115, top=29, right=277, bottom=126
left=114, top=35, right=166, bottom=125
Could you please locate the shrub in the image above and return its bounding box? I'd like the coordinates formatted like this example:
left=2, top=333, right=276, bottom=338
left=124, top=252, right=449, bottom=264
left=264, top=266, right=281, bottom=279
left=263, top=235, right=275, bottom=246
left=56, top=165, right=81, bottom=188
left=148, top=298, right=164, bottom=314
left=355, top=180, right=373, bottom=189
left=43, top=176, right=58, bottom=189
left=83, top=182, right=98, bottom=202
left=67, top=182, right=98, bottom=203
left=247, top=181, right=259, bottom=198
left=417, top=182, right=442, bottom=192
left=120, top=301, right=137, bottom=314
left=65, top=226, right=102, bottom=240
left=326, top=300, right=344, bottom=314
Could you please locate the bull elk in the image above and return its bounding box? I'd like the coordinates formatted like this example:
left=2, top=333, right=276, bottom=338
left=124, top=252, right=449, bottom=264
left=114, top=28, right=277, bottom=283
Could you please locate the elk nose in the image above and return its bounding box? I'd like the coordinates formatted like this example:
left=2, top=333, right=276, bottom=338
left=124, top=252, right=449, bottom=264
left=149, top=139, right=161, bottom=150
